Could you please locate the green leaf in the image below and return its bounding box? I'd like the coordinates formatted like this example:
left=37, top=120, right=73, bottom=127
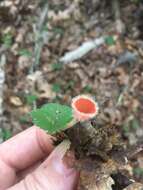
left=26, top=94, right=38, bottom=105
left=53, top=27, right=64, bottom=35
left=123, top=123, right=130, bottom=133
left=31, top=103, right=73, bottom=134
left=82, top=85, right=92, bottom=93
left=105, top=36, right=115, bottom=46
left=2, top=33, right=13, bottom=48
left=52, top=84, right=61, bottom=93
left=19, top=114, right=31, bottom=124
left=131, top=0, right=140, bottom=4
left=131, top=118, right=140, bottom=130
left=18, top=49, right=32, bottom=57
left=52, top=63, right=63, bottom=71
left=65, top=81, right=75, bottom=90
left=134, top=167, right=143, bottom=176
left=0, top=128, right=12, bottom=141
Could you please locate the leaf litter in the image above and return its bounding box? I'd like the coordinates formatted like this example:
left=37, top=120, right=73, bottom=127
left=1, top=0, right=143, bottom=189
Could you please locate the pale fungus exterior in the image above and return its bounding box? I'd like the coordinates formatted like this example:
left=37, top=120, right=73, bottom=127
left=71, top=95, right=99, bottom=122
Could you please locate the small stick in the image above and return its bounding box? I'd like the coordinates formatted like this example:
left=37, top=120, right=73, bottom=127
left=60, top=37, right=105, bottom=64
left=112, top=0, right=125, bottom=34
left=30, top=2, right=49, bottom=73
left=0, top=54, right=6, bottom=142
left=0, top=55, right=6, bottom=116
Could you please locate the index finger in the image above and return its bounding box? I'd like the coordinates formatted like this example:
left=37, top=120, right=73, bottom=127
left=0, top=126, right=54, bottom=171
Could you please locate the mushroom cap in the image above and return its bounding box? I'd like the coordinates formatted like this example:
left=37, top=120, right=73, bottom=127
left=71, top=95, right=99, bottom=121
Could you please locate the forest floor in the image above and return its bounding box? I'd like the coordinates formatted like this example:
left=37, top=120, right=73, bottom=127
left=0, top=0, right=143, bottom=189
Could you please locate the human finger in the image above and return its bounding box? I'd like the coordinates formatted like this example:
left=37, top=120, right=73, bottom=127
left=0, top=126, right=54, bottom=189
left=7, top=141, right=79, bottom=190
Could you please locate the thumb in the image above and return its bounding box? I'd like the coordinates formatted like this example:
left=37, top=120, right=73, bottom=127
left=7, top=141, right=79, bottom=190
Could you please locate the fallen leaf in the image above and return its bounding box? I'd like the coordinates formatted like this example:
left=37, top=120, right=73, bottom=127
left=10, top=96, right=23, bottom=106
left=78, top=170, right=114, bottom=190
left=123, top=183, right=143, bottom=190
left=37, top=78, right=56, bottom=99
left=26, top=71, right=56, bottom=99
left=115, top=67, right=129, bottom=85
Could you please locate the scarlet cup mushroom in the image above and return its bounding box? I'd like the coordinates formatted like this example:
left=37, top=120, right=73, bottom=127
left=71, top=95, right=99, bottom=122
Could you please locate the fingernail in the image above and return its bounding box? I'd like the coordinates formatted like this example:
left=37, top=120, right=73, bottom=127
left=48, top=140, right=76, bottom=177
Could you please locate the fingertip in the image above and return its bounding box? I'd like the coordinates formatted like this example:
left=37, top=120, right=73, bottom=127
left=0, top=126, right=55, bottom=171
left=35, top=127, right=55, bottom=154
left=0, top=126, right=56, bottom=189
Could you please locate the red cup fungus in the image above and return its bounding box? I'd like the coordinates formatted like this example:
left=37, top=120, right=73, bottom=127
left=71, top=95, right=99, bottom=122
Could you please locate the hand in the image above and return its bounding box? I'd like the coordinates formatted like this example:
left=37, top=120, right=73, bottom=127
left=0, top=127, right=78, bottom=190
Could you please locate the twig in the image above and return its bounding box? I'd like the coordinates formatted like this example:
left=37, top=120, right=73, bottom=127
left=60, top=36, right=105, bottom=64
left=112, top=0, right=125, bottom=34
left=30, top=2, right=49, bottom=73
left=29, top=1, right=49, bottom=109
left=0, top=54, right=6, bottom=116
left=117, top=86, right=128, bottom=106
left=0, top=54, right=6, bottom=143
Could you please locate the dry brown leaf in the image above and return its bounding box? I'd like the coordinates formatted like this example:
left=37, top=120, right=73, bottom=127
left=123, top=183, right=143, bottom=190
left=36, top=79, right=56, bottom=99
left=10, top=96, right=23, bottom=106
left=15, top=28, right=27, bottom=43
left=107, top=40, right=123, bottom=55
left=131, top=99, right=140, bottom=112
left=78, top=170, right=114, bottom=190
left=11, top=43, right=19, bottom=55
left=130, top=77, right=140, bottom=92
left=77, top=159, right=117, bottom=190
left=115, top=67, right=129, bottom=85
left=103, top=108, right=122, bottom=125
left=26, top=71, right=55, bottom=98
left=75, top=69, right=89, bottom=88
left=138, top=159, right=143, bottom=170
left=38, top=85, right=56, bottom=99
left=96, top=176, right=114, bottom=190
left=18, top=56, right=32, bottom=70
left=48, top=3, right=76, bottom=22
left=119, top=164, right=133, bottom=176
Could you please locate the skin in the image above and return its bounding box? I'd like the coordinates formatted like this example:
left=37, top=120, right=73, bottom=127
left=0, top=126, right=79, bottom=190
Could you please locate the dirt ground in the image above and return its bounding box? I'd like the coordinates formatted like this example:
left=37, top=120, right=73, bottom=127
left=0, top=0, right=143, bottom=189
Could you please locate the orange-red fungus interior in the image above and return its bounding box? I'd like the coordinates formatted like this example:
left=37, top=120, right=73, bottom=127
left=74, top=98, right=96, bottom=114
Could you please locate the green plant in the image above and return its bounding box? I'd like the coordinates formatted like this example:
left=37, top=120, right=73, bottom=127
left=31, top=103, right=73, bottom=134
left=134, top=167, right=143, bottom=177
left=65, top=81, right=75, bottom=90
left=82, top=85, right=92, bottom=93
left=52, top=84, right=62, bottom=93
left=122, top=123, right=130, bottom=134
left=19, top=114, right=31, bottom=124
left=30, top=95, right=98, bottom=134
left=0, top=128, right=12, bottom=141
left=53, top=27, right=64, bottom=36
left=105, top=36, right=115, bottom=46
left=131, top=118, right=140, bottom=130
left=122, top=117, right=140, bottom=135
left=131, top=0, right=140, bottom=4
left=2, top=33, right=13, bottom=48
left=18, top=49, right=32, bottom=57
left=26, top=94, right=38, bottom=105
left=52, top=63, right=63, bottom=71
